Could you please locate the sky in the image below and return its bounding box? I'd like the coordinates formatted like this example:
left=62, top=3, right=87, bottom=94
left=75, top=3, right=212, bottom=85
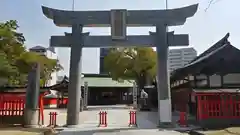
left=1, top=0, right=240, bottom=76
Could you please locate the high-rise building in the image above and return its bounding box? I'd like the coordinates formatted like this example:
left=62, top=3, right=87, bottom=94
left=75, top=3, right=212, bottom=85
left=99, top=48, right=110, bottom=74
left=29, top=46, right=59, bottom=86
left=168, top=47, right=197, bottom=72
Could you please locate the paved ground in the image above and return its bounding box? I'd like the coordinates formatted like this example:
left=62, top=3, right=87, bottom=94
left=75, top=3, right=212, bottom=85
left=48, top=105, right=190, bottom=135
left=0, top=127, right=55, bottom=135
left=197, top=127, right=240, bottom=135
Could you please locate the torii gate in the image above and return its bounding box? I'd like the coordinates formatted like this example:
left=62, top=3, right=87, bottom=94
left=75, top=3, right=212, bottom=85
left=41, top=4, right=198, bottom=127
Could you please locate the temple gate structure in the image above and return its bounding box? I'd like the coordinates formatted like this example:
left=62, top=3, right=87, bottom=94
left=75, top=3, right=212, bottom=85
left=41, top=4, right=198, bottom=127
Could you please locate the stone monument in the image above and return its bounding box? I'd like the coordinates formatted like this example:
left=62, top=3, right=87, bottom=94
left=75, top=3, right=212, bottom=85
left=41, top=4, right=198, bottom=127
left=24, top=63, right=40, bottom=127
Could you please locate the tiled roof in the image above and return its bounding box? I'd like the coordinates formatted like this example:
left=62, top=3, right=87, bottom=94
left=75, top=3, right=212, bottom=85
left=190, top=33, right=230, bottom=63
left=29, top=46, right=46, bottom=50
left=50, top=76, right=134, bottom=91
left=29, top=46, right=56, bottom=53
left=170, top=33, right=240, bottom=80
left=82, top=77, right=134, bottom=87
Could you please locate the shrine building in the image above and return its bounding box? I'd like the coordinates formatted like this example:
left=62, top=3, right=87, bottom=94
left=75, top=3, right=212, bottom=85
left=50, top=74, right=134, bottom=106
left=171, top=33, right=240, bottom=128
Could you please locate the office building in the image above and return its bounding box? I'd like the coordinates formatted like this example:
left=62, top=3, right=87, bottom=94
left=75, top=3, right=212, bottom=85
left=99, top=48, right=110, bottom=74
left=168, top=47, right=197, bottom=72
left=29, top=46, right=59, bottom=86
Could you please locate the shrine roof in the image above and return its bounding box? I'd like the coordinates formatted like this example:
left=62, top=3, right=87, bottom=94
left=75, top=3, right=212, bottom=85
left=50, top=75, right=134, bottom=91
left=190, top=33, right=230, bottom=63
left=171, top=33, right=240, bottom=81
left=83, top=73, right=110, bottom=78
left=29, top=46, right=56, bottom=53
left=83, top=77, right=134, bottom=87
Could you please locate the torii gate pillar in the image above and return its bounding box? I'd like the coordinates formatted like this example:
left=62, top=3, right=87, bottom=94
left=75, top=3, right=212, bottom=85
left=155, top=25, right=172, bottom=126
left=66, top=24, right=84, bottom=126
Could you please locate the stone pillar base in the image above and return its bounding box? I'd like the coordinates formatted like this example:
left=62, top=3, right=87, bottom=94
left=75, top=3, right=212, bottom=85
left=132, top=103, right=138, bottom=109
left=64, top=124, right=82, bottom=128
left=159, top=99, right=172, bottom=121
left=83, top=106, right=88, bottom=110
left=157, top=122, right=176, bottom=128
left=24, top=108, right=40, bottom=128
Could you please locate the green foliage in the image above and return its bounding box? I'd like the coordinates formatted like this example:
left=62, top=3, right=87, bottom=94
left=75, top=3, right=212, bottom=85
left=0, top=52, right=17, bottom=77
left=104, top=47, right=157, bottom=89
left=0, top=20, right=63, bottom=86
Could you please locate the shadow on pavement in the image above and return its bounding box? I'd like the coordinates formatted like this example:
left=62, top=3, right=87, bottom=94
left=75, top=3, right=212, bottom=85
left=137, top=111, right=158, bottom=126
left=60, top=127, right=139, bottom=135
left=86, top=105, right=129, bottom=111
left=135, top=111, right=160, bottom=130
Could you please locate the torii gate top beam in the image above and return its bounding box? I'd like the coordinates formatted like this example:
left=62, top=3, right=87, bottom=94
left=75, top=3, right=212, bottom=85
left=50, top=32, right=189, bottom=48
left=41, top=4, right=198, bottom=27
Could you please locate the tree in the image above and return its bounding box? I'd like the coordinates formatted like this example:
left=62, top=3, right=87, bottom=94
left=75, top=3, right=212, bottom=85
left=104, top=47, right=157, bottom=90
left=0, top=52, right=17, bottom=77
left=16, top=51, right=63, bottom=86
left=0, top=20, right=63, bottom=86
left=0, top=20, right=25, bottom=84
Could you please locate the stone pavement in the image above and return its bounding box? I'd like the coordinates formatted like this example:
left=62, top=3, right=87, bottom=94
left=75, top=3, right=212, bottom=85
left=55, top=105, right=190, bottom=135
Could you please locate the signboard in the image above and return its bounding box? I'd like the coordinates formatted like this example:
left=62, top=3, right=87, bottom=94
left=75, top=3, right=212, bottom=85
left=132, top=82, right=138, bottom=108
left=111, top=9, right=127, bottom=40
left=83, top=82, right=88, bottom=109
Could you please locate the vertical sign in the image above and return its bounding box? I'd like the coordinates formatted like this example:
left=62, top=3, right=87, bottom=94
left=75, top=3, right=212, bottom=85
left=111, top=9, right=127, bottom=40
left=83, top=81, right=88, bottom=110
left=132, top=82, right=138, bottom=109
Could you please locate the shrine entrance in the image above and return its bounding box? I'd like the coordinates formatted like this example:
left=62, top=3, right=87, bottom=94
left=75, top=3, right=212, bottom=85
left=90, top=88, right=117, bottom=105
left=41, top=4, right=198, bottom=127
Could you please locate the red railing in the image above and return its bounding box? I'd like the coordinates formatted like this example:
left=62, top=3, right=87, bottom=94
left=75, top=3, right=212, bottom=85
left=0, top=96, right=25, bottom=116
left=0, top=94, right=45, bottom=125
left=0, top=95, right=25, bottom=124
left=196, top=93, right=240, bottom=120
left=98, top=111, right=107, bottom=127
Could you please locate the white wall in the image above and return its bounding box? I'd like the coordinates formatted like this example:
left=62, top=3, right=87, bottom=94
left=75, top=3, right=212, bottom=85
left=82, top=48, right=100, bottom=74
left=224, top=74, right=240, bottom=84
left=196, top=73, right=240, bottom=87
left=45, top=49, right=58, bottom=86
left=196, top=74, right=207, bottom=87
left=209, top=74, right=221, bottom=87
left=29, top=46, right=60, bottom=86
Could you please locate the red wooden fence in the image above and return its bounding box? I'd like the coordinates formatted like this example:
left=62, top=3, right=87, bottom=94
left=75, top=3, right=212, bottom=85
left=0, top=96, right=25, bottom=116
left=0, top=94, right=45, bottom=125
left=195, top=92, right=240, bottom=120
left=0, top=94, right=25, bottom=124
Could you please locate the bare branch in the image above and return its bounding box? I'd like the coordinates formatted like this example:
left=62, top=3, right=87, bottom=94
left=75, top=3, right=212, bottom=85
left=205, top=0, right=224, bottom=12
left=205, top=0, right=215, bottom=12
